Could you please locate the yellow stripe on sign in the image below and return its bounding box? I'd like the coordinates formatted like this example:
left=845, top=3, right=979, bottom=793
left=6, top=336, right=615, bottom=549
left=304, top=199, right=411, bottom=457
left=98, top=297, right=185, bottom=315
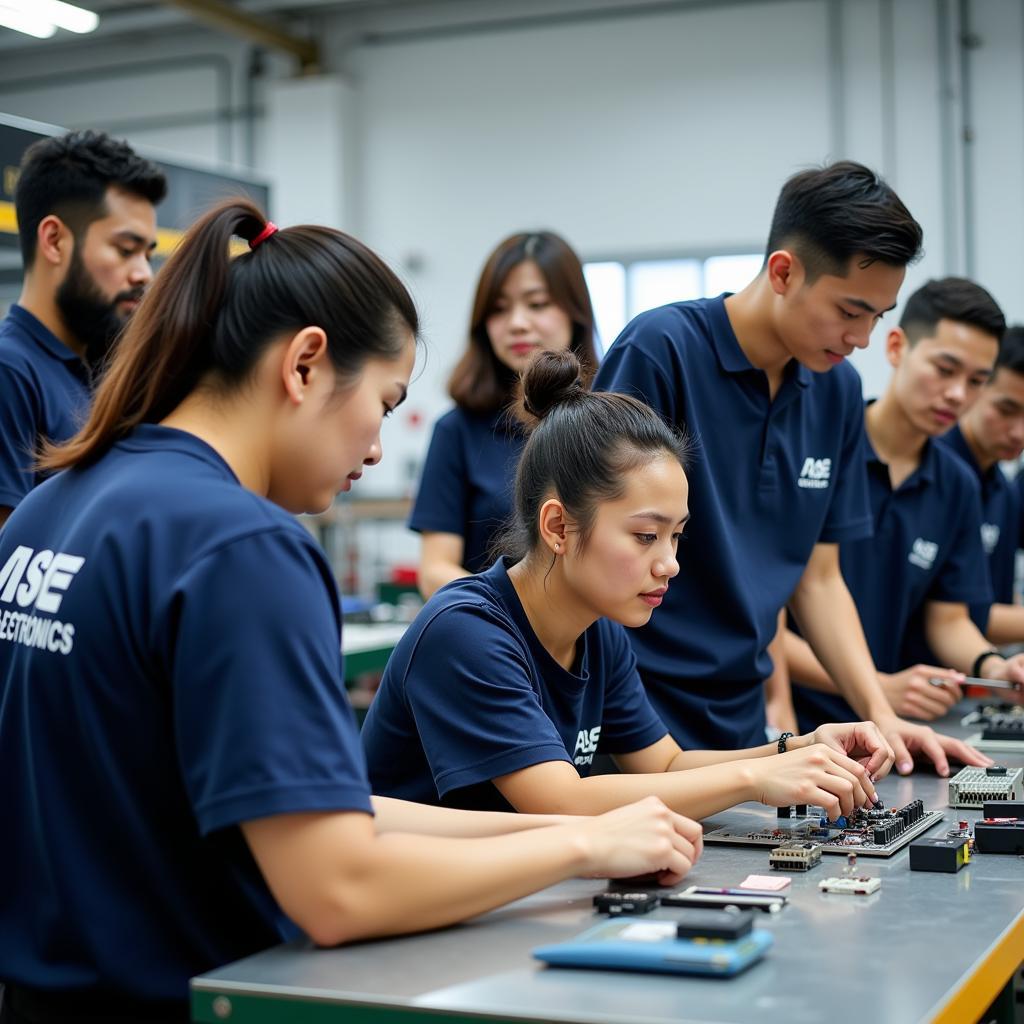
left=931, top=911, right=1024, bottom=1024
left=1, top=201, right=247, bottom=257
left=0, top=200, right=18, bottom=233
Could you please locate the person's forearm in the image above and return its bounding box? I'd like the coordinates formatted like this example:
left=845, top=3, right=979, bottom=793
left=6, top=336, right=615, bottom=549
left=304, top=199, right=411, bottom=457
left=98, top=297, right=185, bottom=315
left=789, top=574, right=892, bottom=722
left=926, top=612, right=992, bottom=674
left=985, top=603, right=1024, bottom=646
left=521, top=763, right=758, bottom=821
left=418, top=560, right=470, bottom=600
left=371, top=795, right=574, bottom=837
left=316, top=826, right=592, bottom=945
left=782, top=628, right=838, bottom=693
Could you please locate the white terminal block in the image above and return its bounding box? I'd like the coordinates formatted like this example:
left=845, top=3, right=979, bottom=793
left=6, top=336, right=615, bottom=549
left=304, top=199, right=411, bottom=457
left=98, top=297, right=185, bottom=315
left=947, top=766, right=1023, bottom=809
left=818, top=876, right=881, bottom=896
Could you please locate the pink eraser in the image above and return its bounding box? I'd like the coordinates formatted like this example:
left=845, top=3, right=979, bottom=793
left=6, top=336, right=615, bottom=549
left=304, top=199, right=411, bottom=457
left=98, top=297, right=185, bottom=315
left=739, top=873, right=791, bottom=890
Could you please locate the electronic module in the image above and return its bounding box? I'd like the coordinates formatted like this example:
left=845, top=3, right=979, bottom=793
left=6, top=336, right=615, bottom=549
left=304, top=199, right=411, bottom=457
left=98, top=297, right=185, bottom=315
left=703, top=799, right=941, bottom=857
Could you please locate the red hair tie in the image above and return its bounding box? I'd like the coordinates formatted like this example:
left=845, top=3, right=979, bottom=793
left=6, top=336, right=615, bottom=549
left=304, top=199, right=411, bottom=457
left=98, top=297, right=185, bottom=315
left=249, top=221, right=278, bottom=250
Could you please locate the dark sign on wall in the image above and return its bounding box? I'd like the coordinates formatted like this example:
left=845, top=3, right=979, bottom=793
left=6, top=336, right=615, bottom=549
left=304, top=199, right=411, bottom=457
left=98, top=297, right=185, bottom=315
left=0, top=112, right=270, bottom=261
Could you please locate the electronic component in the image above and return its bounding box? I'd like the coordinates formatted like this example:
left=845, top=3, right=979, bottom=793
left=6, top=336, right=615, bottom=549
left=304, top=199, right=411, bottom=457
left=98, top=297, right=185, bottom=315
left=983, top=801, right=1024, bottom=819
left=973, top=818, right=1024, bottom=855
left=818, top=876, right=881, bottom=896
left=674, top=909, right=754, bottom=941
left=769, top=841, right=821, bottom=871
left=661, top=886, right=786, bottom=914
left=705, top=799, right=938, bottom=857
left=962, top=702, right=1024, bottom=751
left=776, top=804, right=808, bottom=819
left=908, top=836, right=970, bottom=873
left=593, top=892, right=659, bottom=915
left=947, top=766, right=1023, bottom=808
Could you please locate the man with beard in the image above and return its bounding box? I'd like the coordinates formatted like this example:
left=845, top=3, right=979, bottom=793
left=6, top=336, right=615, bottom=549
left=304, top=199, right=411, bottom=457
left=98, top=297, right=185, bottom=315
left=0, top=130, right=166, bottom=529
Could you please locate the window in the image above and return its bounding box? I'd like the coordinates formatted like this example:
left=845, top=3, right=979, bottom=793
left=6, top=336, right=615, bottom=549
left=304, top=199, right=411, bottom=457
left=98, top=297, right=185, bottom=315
left=583, top=253, right=762, bottom=352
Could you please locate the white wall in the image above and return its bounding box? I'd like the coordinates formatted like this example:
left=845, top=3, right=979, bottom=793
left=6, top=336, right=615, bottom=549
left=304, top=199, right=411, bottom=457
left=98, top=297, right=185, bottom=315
left=1, top=0, right=1021, bottom=501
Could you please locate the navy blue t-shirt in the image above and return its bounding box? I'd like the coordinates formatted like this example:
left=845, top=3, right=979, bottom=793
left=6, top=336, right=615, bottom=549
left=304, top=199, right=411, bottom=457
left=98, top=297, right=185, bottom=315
left=409, top=406, right=525, bottom=573
left=0, top=425, right=372, bottom=1002
left=362, top=558, right=668, bottom=811
left=0, top=304, right=90, bottom=509
left=794, top=425, right=991, bottom=730
left=592, top=296, right=872, bottom=749
left=939, top=424, right=1022, bottom=612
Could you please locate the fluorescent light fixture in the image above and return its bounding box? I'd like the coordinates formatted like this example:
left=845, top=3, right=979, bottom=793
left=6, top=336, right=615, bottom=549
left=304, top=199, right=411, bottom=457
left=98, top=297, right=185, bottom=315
left=0, top=0, right=99, bottom=37
left=0, top=4, right=57, bottom=38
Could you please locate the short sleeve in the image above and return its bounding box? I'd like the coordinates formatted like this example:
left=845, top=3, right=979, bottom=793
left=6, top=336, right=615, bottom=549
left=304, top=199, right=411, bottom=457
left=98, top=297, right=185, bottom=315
left=593, top=326, right=680, bottom=426
left=408, top=412, right=469, bottom=537
left=594, top=621, right=667, bottom=754
left=401, top=603, right=573, bottom=796
left=929, top=484, right=993, bottom=607
left=819, top=376, right=872, bottom=543
left=161, top=528, right=373, bottom=835
left=0, top=362, right=41, bottom=508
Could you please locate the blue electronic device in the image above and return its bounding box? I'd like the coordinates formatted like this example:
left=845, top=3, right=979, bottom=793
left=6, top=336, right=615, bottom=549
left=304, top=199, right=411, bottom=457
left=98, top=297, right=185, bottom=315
left=532, top=918, right=773, bottom=977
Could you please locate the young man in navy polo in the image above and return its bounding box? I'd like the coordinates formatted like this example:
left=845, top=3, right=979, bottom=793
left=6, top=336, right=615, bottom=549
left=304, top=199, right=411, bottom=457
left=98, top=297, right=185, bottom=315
left=941, top=326, right=1024, bottom=647
left=0, top=131, right=165, bottom=529
left=786, top=279, right=1024, bottom=729
left=594, top=162, right=984, bottom=776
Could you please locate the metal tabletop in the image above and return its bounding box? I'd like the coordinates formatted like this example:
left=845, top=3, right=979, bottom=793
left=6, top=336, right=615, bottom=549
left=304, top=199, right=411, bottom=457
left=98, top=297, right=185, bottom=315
left=191, top=707, right=1024, bottom=1024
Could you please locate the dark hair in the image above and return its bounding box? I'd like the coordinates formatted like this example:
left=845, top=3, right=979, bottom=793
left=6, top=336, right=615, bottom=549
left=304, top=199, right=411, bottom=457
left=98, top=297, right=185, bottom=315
left=498, top=351, right=691, bottom=560
left=41, top=198, right=418, bottom=471
left=994, top=325, right=1024, bottom=377
left=765, top=160, right=923, bottom=282
left=899, top=277, right=1006, bottom=345
left=448, top=232, right=598, bottom=415
left=15, top=129, right=167, bottom=265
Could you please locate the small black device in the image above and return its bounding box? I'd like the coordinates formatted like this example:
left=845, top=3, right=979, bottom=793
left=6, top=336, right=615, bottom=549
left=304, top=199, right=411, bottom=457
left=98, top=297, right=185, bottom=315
left=674, top=908, right=754, bottom=941
left=661, top=886, right=786, bottom=914
left=983, top=800, right=1024, bottom=818
left=974, top=818, right=1024, bottom=855
left=908, top=836, right=969, bottom=873
left=593, top=891, right=660, bottom=915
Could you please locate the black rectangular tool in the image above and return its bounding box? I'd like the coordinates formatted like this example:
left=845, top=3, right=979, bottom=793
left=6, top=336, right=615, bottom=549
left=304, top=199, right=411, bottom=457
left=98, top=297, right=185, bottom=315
left=983, top=801, right=1024, bottom=818
left=593, top=891, right=660, bottom=915
left=661, top=886, right=786, bottom=913
left=908, top=836, right=969, bottom=873
left=673, top=908, right=754, bottom=941
left=974, top=819, right=1024, bottom=854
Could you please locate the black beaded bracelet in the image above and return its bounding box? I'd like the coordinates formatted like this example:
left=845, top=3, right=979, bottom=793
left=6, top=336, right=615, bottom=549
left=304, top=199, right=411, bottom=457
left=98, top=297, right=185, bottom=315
left=777, top=731, right=795, bottom=754
left=971, top=649, right=1001, bottom=678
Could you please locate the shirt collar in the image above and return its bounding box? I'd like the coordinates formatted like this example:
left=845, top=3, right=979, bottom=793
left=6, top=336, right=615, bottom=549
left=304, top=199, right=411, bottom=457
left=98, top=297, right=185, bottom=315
left=705, top=294, right=812, bottom=390
left=484, top=557, right=590, bottom=684
left=8, top=304, right=87, bottom=369
left=942, top=423, right=1002, bottom=491
left=863, top=400, right=937, bottom=487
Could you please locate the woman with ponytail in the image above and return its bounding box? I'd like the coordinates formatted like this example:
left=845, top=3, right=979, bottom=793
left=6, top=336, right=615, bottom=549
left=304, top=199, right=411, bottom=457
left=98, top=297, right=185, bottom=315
left=364, top=350, right=896, bottom=819
left=0, top=202, right=700, bottom=1023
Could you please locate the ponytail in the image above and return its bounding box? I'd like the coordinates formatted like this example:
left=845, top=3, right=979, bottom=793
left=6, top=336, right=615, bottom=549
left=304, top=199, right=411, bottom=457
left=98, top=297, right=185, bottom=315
left=41, top=198, right=417, bottom=472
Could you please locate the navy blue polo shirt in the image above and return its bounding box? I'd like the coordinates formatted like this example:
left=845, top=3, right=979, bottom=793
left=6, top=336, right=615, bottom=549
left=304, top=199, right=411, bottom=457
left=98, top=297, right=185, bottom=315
left=0, top=425, right=372, bottom=1003
left=939, top=425, right=1022, bottom=612
left=0, top=304, right=90, bottom=509
left=592, top=295, right=872, bottom=750
left=409, top=406, right=525, bottom=573
left=362, top=558, right=668, bottom=811
left=793, top=423, right=991, bottom=730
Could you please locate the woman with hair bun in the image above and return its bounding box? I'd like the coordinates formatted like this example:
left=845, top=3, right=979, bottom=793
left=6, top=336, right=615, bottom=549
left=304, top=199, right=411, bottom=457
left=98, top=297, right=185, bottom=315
left=411, top=231, right=598, bottom=599
left=364, top=351, right=896, bottom=820
left=0, top=203, right=701, bottom=1022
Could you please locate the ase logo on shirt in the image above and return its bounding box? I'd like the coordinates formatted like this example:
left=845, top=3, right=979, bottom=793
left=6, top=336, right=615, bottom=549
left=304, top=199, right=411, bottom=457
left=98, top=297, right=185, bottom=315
left=574, top=725, right=601, bottom=767
left=797, top=457, right=831, bottom=489
left=0, top=545, right=84, bottom=655
left=981, top=523, right=1001, bottom=555
left=908, top=538, right=939, bottom=571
